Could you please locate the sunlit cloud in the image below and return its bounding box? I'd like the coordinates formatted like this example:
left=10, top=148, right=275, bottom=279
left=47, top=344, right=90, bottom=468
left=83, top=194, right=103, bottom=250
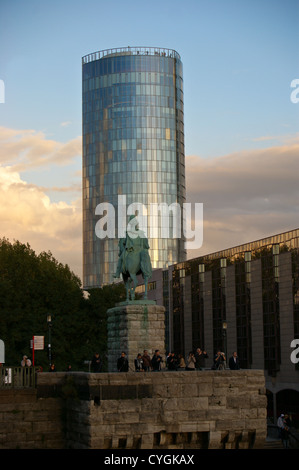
left=0, top=126, right=82, bottom=278
left=251, top=133, right=299, bottom=144
left=0, top=165, right=82, bottom=277
left=1, top=124, right=298, bottom=279
left=0, top=126, right=81, bottom=172
left=186, top=139, right=299, bottom=258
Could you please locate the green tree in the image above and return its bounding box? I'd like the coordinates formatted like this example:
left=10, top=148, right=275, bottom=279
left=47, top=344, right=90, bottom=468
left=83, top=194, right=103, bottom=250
left=0, top=238, right=126, bottom=371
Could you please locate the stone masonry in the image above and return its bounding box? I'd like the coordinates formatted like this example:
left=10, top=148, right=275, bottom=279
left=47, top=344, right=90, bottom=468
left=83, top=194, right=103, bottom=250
left=0, top=388, right=65, bottom=449
left=107, top=303, right=165, bottom=372
left=0, top=370, right=267, bottom=449
left=49, top=370, right=266, bottom=449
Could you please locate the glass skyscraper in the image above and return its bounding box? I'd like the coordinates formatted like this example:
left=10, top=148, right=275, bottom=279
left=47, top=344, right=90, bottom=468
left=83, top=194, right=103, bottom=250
left=82, top=47, right=186, bottom=287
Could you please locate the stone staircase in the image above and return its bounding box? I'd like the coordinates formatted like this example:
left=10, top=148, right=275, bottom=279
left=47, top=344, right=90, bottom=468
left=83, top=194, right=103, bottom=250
left=263, top=437, right=284, bottom=449
left=265, top=424, right=299, bottom=449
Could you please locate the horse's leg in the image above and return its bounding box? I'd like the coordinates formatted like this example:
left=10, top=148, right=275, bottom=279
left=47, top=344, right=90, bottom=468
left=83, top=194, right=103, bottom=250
left=124, top=277, right=130, bottom=301
left=126, top=277, right=133, bottom=300
left=144, top=276, right=148, bottom=300
left=130, top=273, right=138, bottom=300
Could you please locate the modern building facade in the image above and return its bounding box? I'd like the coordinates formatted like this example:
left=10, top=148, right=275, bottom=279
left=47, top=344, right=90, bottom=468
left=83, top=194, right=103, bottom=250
left=140, top=228, right=299, bottom=422
left=82, top=47, right=186, bottom=288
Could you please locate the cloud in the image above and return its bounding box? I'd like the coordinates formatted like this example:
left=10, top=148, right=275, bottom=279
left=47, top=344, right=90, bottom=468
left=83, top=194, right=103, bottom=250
left=0, top=127, right=83, bottom=279
left=0, top=126, right=81, bottom=172
left=251, top=133, right=299, bottom=143
left=0, top=165, right=82, bottom=278
left=1, top=125, right=298, bottom=280
left=186, top=140, right=299, bottom=258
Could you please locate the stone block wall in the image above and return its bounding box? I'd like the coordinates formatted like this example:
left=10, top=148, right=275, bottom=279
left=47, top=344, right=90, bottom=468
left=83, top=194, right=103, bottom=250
left=0, top=369, right=267, bottom=449
left=63, top=369, right=267, bottom=449
left=107, top=303, right=166, bottom=372
left=0, top=388, right=65, bottom=449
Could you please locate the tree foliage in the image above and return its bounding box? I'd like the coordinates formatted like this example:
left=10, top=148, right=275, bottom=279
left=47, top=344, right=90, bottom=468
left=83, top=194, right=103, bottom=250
left=0, top=238, right=126, bottom=370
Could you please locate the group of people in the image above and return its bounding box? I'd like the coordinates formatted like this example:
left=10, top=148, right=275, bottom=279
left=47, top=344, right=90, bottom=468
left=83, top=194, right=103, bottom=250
left=21, top=355, right=32, bottom=367
left=212, top=350, right=240, bottom=370
left=20, top=355, right=69, bottom=373
left=115, top=348, right=241, bottom=373
left=19, top=348, right=241, bottom=373
left=168, top=349, right=240, bottom=371
left=117, top=350, right=162, bottom=372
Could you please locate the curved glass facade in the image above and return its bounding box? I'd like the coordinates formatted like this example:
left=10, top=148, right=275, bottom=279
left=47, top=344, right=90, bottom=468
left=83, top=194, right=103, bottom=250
left=82, top=47, right=186, bottom=287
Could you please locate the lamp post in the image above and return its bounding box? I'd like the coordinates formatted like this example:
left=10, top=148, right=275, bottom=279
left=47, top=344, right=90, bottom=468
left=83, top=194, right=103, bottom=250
left=222, top=321, right=227, bottom=368
left=47, top=315, right=52, bottom=366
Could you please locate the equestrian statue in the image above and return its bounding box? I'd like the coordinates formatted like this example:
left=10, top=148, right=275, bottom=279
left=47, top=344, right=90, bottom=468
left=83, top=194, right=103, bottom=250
left=113, top=215, right=152, bottom=301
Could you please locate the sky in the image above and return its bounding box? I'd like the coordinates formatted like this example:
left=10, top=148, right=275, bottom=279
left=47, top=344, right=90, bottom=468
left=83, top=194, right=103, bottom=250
left=0, top=0, right=298, bottom=281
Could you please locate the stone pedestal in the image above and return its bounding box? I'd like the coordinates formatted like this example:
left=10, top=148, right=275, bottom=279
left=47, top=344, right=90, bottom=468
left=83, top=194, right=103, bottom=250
left=107, top=301, right=165, bottom=372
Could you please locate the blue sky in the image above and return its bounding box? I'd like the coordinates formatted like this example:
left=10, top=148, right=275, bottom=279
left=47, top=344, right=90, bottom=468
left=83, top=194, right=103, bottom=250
left=0, top=0, right=298, bottom=278
left=1, top=0, right=298, bottom=153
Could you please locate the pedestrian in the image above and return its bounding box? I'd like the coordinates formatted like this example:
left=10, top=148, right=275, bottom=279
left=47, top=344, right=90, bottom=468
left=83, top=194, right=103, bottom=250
left=281, top=422, right=290, bottom=448
left=151, top=349, right=162, bottom=371
left=281, top=426, right=290, bottom=448
left=166, top=352, right=177, bottom=371
left=229, top=351, right=240, bottom=370
left=195, top=348, right=209, bottom=370
left=117, top=351, right=129, bottom=372
left=91, top=352, right=102, bottom=372
left=186, top=351, right=196, bottom=370
left=277, top=413, right=285, bottom=440
left=213, top=350, right=226, bottom=370
left=177, top=354, right=186, bottom=370
left=141, top=350, right=152, bottom=371
left=134, top=353, right=143, bottom=372
left=21, top=355, right=32, bottom=367
left=20, top=355, right=32, bottom=386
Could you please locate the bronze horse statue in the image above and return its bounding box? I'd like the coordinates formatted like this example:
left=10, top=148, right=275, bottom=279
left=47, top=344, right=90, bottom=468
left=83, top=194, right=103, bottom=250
left=114, top=217, right=152, bottom=301
left=122, top=244, right=152, bottom=301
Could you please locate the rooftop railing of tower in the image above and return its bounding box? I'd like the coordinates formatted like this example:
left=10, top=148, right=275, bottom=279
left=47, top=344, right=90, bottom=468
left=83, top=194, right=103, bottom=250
left=82, top=46, right=181, bottom=64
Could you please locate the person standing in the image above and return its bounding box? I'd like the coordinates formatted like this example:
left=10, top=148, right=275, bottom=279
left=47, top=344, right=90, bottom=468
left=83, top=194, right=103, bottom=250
left=134, top=353, right=143, bottom=372
left=213, top=350, right=226, bottom=370
left=167, top=352, right=177, bottom=371
left=195, top=348, right=209, bottom=370
left=281, top=421, right=290, bottom=448
left=277, top=413, right=285, bottom=439
left=151, top=350, right=162, bottom=371
left=186, top=351, right=196, bottom=370
left=229, top=352, right=240, bottom=370
left=141, top=350, right=152, bottom=371
left=91, top=352, right=102, bottom=372
left=117, top=352, right=129, bottom=372
left=228, top=351, right=240, bottom=370
left=177, top=354, right=186, bottom=370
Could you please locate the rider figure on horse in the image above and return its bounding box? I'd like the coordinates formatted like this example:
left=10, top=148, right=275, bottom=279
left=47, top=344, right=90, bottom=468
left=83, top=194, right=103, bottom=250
left=113, top=215, right=151, bottom=279
left=113, top=215, right=152, bottom=300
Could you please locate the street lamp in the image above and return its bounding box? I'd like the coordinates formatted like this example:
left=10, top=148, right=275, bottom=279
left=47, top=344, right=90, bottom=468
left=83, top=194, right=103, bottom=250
left=222, top=321, right=227, bottom=368
left=47, top=315, right=52, bottom=366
